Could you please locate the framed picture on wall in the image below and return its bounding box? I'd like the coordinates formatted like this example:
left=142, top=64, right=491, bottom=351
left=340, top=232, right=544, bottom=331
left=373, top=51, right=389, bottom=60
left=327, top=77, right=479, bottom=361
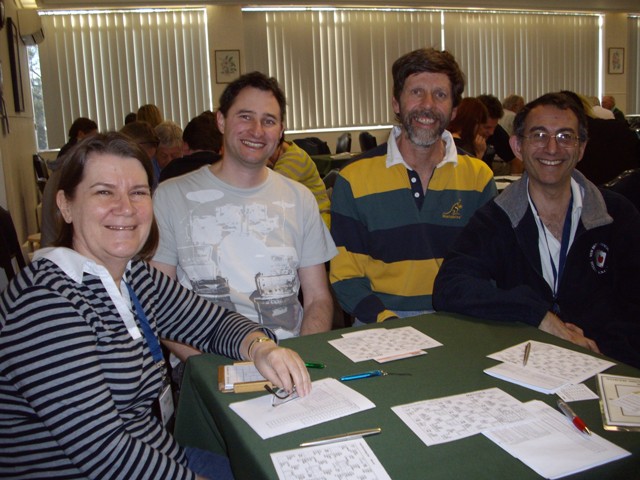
left=6, top=18, right=25, bottom=112
left=608, top=48, right=624, bottom=75
left=215, top=50, right=240, bottom=84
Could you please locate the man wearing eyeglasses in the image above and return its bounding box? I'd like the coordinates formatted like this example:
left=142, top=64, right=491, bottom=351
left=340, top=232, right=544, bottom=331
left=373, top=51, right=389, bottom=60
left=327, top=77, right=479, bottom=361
left=433, top=92, right=640, bottom=369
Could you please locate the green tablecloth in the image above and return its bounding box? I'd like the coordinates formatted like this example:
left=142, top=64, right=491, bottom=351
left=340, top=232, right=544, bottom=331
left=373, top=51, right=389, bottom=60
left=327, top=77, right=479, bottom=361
left=174, top=313, right=640, bottom=479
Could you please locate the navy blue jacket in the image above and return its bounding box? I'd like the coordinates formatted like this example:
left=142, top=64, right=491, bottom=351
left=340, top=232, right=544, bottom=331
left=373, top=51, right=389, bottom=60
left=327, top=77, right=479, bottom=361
left=434, top=171, right=640, bottom=368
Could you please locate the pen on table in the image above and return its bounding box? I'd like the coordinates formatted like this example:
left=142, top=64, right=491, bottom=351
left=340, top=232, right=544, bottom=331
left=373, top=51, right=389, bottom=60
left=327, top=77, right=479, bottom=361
left=522, top=341, right=531, bottom=366
left=299, top=428, right=382, bottom=447
left=557, top=399, right=591, bottom=435
left=304, top=362, right=325, bottom=369
left=339, top=370, right=385, bottom=382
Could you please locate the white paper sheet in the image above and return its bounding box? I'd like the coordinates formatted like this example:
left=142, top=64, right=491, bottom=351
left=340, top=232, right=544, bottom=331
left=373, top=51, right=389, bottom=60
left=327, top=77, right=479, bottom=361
left=483, top=400, right=630, bottom=479
left=271, top=438, right=391, bottom=480
left=391, top=387, right=529, bottom=446
left=229, top=378, right=376, bottom=439
left=329, top=326, right=442, bottom=362
left=485, top=341, right=615, bottom=394
left=556, top=383, right=599, bottom=402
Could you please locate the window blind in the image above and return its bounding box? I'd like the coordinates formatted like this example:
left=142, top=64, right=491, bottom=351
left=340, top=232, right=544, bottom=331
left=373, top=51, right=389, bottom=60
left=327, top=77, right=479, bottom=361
left=38, top=9, right=212, bottom=149
left=244, top=8, right=601, bottom=131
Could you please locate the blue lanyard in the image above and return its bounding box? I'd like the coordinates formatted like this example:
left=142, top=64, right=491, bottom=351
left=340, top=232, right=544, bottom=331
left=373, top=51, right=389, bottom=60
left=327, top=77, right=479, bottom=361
left=532, top=194, right=573, bottom=300
left=125, top=283, right=164, bottom=365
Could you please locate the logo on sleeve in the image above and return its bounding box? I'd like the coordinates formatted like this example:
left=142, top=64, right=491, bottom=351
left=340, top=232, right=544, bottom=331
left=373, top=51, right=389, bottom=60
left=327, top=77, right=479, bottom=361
left=589, top=242, right=609, bottom=274
left=442, top=199, right=463, bottom=219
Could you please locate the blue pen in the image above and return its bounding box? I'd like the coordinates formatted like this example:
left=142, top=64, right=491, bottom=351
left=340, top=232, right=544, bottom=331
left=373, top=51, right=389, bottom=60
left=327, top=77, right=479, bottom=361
left=340, top=370, right=385, bottom=382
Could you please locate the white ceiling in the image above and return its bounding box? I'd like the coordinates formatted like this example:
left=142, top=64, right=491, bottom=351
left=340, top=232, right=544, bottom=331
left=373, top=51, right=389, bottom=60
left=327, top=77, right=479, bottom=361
left=32, top=0, right=640, bottom=14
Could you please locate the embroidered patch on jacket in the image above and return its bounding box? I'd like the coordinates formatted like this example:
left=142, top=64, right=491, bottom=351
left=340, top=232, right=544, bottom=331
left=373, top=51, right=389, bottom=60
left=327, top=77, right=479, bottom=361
left=442, top=199, right=463, bottom=219
left=589, top=242, right=609, bottom=274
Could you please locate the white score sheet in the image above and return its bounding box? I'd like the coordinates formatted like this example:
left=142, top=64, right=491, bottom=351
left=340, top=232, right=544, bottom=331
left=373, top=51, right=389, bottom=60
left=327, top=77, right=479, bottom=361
left=229, top=378, right=376, bottom=439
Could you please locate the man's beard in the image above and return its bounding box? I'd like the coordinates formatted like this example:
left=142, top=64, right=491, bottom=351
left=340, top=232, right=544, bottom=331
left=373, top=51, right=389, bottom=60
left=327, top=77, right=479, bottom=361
left=401, top=108, right=449, bottom=147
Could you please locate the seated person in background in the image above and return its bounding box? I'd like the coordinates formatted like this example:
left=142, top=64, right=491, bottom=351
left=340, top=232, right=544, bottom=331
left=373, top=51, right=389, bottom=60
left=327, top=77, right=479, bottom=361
left=562, top=90, right=640, bottom=186
left=137, top=103, right=163, bottom=128
left=0, top=132, right=310, bottom=478
left=124, top=112, right=137, bottom=125
left=268, top=134, right=332, bottom=228
left=500, top=94, right=525, bottom=135
left=448, top=97, right=489, bottom=159
left=152, top=72, right=336, bottom=364
left=154, top=121, right=184, bottom=175
left=433, top=92, right=640, bottom=369
left=120, top=121, right=160, bottom=187
left=159, top=113, right=222, bottom=183
left=586, top=96, right=614, bottom=120
left=41, top=117, right=98, bottom=247
left=601, top=95, right=627, bottom=124
left=330, top=48, right=496, bottom=325
left=477, top=94, right=522, bottom=174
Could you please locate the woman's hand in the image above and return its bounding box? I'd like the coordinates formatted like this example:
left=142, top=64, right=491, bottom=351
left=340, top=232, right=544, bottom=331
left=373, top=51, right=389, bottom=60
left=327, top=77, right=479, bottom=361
left=473, top=134, right=487, bottom=159
left=538, top=312, right=600, bottom=353
left=242, top=333, right=311, bottom=397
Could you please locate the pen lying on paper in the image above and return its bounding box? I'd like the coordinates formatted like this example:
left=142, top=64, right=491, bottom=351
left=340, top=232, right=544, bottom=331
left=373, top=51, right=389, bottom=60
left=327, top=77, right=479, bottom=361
left=339, top=370, right=410, bottom=381
left=299, top=428, right=382, bottom=447
left=557, top=399, right=591, bottom=435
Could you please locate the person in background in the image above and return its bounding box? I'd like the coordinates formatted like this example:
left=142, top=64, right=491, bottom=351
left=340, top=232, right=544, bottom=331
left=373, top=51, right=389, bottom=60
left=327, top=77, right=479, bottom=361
left=330, top=48, right=496, bottom=325
left=137, top=104, right=163, bottom=128
left=124, top=112, right=137, bottom=125
left=433, top=92, right=640, bottom=369
left=155, top=121, right=184, bottom=176
left=587, top=96, right=614, bottom=120
left=120, top=121, right=161, bottom=188
left=500, top=94, right=525, bottom=136
left=40, top=117, right=98, bottom=247
left=0, top=132, right=310, bottom=479
left=159, top=113, right=223, bottom=183
left=602, top=95, right=627, bottom=124
left=447, top=97, right=489, bottom=159
left=268, top=134, right=332, bottom=228
left=562, top=90, right=640, bottom=186
left=477, top=94, right=522, bottom=174
left=152, top=72, right=337, bottom=363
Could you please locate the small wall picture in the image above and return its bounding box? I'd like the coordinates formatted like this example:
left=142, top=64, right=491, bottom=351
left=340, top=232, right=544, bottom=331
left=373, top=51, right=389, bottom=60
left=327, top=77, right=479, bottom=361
left=215, top=50, right=240, bottom=84
left=608, top=48, right=624, bottom=75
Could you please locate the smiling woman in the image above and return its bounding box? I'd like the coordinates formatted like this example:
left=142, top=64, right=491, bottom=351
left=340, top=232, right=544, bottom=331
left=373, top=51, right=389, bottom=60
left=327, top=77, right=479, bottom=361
left=0, top=132, right=312, bottom=479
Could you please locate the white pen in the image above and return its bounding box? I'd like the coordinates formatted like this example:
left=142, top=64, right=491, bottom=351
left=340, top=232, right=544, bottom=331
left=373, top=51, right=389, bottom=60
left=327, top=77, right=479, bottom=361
left=299, top=427, right=382, bottom=447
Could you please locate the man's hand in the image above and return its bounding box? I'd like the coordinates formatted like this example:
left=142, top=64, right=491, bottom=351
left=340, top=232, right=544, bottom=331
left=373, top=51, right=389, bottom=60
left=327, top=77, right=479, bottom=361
left=538, top=312, right=600, bottom=353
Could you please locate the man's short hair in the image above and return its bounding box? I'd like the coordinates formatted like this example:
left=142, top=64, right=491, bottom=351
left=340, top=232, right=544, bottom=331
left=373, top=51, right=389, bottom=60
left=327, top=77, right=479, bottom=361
left=392, top=48, right=465, bottom=108
left=218, top=71, right=287, bottom=122
left=68, top=117, right=98, bottom=140
left=513, top=92, right=589, bottom=142
left=477, top=94, right=504, bottom=120
left=155, top=121, right=183, bottom=148
left=183, top=114, right=222, bottom=152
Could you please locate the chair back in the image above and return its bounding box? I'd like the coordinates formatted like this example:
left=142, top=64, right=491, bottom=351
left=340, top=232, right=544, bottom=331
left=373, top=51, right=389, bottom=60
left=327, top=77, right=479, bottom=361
left=0, top=206, right=26, bottom=284
left=33, top=154, right=49, bottom=194
left=293, top=137, right=331, bottom=156
left=359, top=131, right=377, bottom=152
left=335, top=133, right=351, bottom=154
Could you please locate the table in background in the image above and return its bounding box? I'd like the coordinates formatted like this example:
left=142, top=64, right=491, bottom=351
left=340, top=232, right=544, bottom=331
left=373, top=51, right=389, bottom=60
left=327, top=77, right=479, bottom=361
left=174, top=313, right=640, bottom=479
left=310, top=153, right=359, bottom=176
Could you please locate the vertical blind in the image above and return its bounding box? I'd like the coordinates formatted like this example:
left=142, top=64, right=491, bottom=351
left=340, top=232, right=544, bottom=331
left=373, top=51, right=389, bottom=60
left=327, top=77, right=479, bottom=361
left=244, top=8, right=601, bottom=131
left=38, top=9, right=212, bottom=149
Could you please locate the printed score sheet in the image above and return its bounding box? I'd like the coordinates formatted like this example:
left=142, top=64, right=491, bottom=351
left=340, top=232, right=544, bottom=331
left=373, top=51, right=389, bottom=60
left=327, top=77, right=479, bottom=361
left=328, top=326, right=442, bottom=363
left=271, top=438, right=391, bottom=480
left=484, top=340, right=615, bottom=394
left=229, top=378, right=375, bottom=439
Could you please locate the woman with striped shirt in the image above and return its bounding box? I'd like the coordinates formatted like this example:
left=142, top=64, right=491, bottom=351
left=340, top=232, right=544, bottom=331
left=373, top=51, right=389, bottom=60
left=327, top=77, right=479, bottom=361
left=0, top=133, right=310, bottom=479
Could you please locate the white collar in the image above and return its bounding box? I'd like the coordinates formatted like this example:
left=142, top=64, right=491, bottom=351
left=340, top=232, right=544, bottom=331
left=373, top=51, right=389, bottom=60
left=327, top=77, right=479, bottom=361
left=34, top=247, right=142, bottom=340
left=386, top=126, right=459, bottom=170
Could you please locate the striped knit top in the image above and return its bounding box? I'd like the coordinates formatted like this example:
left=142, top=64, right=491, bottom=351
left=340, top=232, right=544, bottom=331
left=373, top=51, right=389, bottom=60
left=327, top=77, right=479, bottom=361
left=0, top=248, right=272, bottom=479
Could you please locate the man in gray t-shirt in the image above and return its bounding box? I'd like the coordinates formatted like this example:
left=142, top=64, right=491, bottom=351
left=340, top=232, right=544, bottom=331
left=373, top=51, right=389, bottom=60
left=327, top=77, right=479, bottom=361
left=151, top=72, right=337, bottom=361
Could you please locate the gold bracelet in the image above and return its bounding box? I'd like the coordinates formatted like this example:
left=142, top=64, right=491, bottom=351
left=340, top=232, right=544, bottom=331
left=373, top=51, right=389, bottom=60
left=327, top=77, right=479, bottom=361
left=247, top=336, right=274, bottom=361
